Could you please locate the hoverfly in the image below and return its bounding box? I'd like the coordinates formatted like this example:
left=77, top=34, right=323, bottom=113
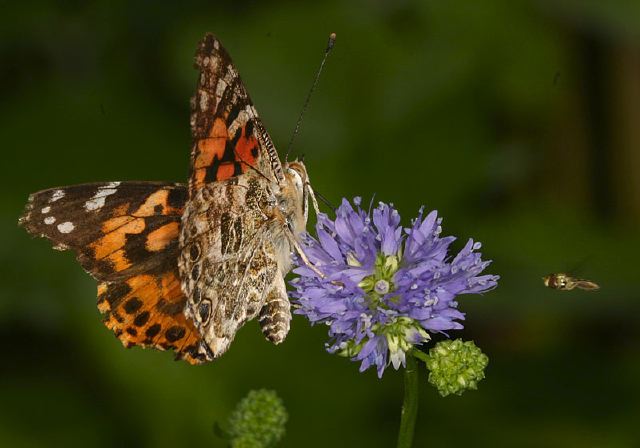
left=543, top=273, right=600, bottom=291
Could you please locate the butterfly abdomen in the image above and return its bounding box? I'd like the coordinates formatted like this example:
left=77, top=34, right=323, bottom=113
left=258, top=289, right=291, bottom=344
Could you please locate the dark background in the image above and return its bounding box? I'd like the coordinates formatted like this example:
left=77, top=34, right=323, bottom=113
left=2, top=1, right=640, bottom=447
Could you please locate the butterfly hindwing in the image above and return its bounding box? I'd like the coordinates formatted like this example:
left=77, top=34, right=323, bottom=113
left=97, top=269, right=209, bottom=365
left=189, top=33, right=284, bottom=194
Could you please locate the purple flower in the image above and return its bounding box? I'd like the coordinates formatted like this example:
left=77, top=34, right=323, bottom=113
left=290, top=198, right=499, bottom=378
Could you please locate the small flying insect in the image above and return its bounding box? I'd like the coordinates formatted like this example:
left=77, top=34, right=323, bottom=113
left=543, top=273, right=600, bottom=291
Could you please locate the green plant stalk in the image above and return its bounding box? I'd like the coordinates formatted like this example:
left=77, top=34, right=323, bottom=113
left=397, top=353, right=419, bottom=448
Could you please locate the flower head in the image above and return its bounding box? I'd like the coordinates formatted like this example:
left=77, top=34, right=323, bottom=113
left=291, top=198, right=498, bottom=378
left=228, top=389, right=288, bottom=448
left=425, top=339, right=489, bottom=396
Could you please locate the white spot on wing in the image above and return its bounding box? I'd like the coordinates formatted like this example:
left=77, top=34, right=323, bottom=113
left=85, top=196, right=107, bottom=211
left=41, top=206, right=51, bottom=214
left=216, top=79, right=227, bottom=99
left=85, top=184, right=119, bottom=211
left=57, top=221, right=75, bottom=234
left=200, top=91, right=208, bottom=111
left=50, top=190, right=65, bottom=203
left=44, top=216, right=56, bottom=225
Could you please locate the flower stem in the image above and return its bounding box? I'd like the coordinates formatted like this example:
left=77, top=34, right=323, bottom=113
left=411, top=349, right=430, bottom=363
left=397, top=353, right=419, bottom=448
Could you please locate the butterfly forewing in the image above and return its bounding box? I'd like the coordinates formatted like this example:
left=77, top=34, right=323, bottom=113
left=19, top=182, right=187, bottom=280
left=189, top=33, right=284, bottom=193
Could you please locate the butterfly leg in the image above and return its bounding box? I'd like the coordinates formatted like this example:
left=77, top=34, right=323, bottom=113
left=289, top=236, right=326, bottom=279
left=305, top=183, right=321, bottom=217
left=268, top=204, right=326, bottom=280
left=288, top=231, right=348, bottom=288
left=258, top=273, right=291, bottom=344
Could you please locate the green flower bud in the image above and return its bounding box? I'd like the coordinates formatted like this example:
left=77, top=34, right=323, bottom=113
left=382, top=255, right=399, bottom=276
left=230, top=435, right=263, bottom=448
left=425, top=339, right=488, bottom=397
left=228, top=389, right=288, bottom=448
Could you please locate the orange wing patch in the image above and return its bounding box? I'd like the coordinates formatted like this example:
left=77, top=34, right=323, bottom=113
left=145, top=222, right=180, bottom=252
left=90, top=217, right=146, bottom=272
left=234, top=124, right=260, bottom=165
left=132, top=189, right=183, bottom=217
left=97, top=270, right=206, bottom=365
left=195, top=118, right=227, bottom=170
left=191, top=118, right=259, bottom=190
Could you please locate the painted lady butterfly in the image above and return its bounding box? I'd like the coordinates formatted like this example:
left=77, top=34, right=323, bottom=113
left=19, top=33, right=318, bottom=364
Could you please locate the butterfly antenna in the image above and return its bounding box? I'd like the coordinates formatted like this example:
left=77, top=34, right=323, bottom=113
left=314, top=189, right=336, bottom=211
left=285, top=32, right=336, bottom=162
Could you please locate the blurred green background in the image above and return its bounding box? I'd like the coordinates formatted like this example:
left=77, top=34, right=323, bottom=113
left=2, top=1, right=640, bottom=447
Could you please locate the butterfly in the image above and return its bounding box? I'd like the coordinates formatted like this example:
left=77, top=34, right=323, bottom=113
left=18, top=33, right=318, bottom=364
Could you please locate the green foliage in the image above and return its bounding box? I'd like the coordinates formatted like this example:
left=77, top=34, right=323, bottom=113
left=425, top=339, right=489, bottom=397
left=228, top=390, right=288, bottom=448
